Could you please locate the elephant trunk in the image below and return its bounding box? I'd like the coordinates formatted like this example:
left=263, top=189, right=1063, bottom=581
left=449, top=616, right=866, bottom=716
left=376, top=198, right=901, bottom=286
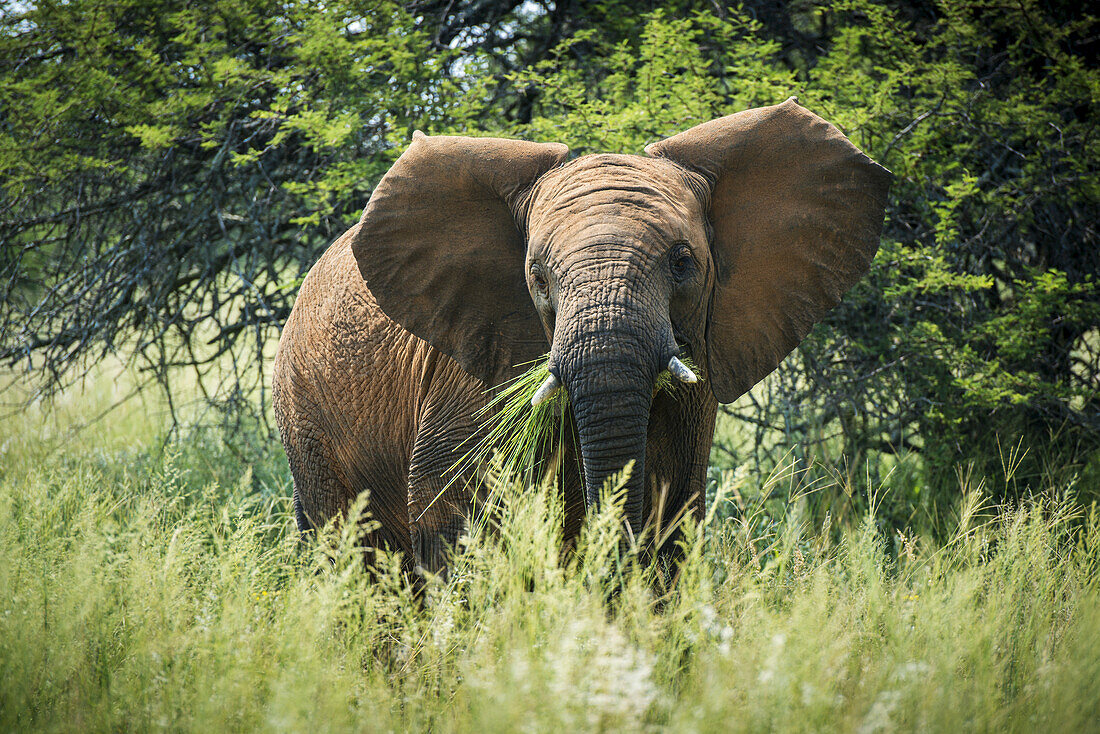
left=551, top=295, right=672, bottom=539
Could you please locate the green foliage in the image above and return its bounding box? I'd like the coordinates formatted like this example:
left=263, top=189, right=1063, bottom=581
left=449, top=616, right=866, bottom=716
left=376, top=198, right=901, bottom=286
left=2, top=376, right=1099, bottom=731
left=822, top=0, right=1100, bottom=503
left=508, top=10, right=794, bottom=151
left=2, top=0, right=1097, bottom=522
left=0, top=0, right=485, bottom=404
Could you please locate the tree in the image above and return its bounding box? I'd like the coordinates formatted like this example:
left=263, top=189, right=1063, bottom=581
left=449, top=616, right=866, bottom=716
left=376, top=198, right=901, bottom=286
left=0, top=0, right=542, bottom=413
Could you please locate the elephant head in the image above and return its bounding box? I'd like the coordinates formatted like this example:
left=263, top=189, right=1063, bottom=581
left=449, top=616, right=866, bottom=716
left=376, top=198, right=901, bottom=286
left=352, top=98, right=891, bottom=535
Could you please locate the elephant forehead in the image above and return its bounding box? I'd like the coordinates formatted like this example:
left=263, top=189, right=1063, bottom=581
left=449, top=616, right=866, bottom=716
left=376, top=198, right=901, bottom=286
left=528, top=153, right=706, bottom=239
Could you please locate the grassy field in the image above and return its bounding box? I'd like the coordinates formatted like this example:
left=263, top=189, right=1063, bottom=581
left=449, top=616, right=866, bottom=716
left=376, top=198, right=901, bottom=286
left=1, top=371, right=1098, bottom=732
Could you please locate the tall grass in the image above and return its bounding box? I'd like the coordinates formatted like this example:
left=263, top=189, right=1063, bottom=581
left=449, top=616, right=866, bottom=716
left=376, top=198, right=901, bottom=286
left=1, top=372, right=1098, bottom=732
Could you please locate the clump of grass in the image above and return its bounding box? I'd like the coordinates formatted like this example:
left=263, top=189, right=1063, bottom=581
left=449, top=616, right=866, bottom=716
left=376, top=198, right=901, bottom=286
left=448, top=355, right=570, bottom=489
left=447, top=354, right=701, bottom=490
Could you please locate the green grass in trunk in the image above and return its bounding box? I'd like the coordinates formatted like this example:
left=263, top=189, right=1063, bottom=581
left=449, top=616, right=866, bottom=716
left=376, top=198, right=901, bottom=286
left=447, top=354, right=701, bottom=490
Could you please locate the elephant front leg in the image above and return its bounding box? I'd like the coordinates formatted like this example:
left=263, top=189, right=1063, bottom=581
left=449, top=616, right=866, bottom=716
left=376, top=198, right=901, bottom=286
left=406, top=385, right=486, bottom=579
left=407, top=499, right=470, bottom=579
left=645, top=388, right=718, bottom=574
left=407, top=443, right=477, bottom=578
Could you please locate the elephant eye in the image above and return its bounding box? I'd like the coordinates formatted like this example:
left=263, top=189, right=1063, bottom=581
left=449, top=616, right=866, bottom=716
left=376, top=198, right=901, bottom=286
left=530, top=263, right=549, bottom=292
left=669, top=243, right=694, bottom=281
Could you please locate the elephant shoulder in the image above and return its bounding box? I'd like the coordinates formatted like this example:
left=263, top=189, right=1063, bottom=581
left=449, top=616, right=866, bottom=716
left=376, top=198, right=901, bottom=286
left=291, top=224, right=396, bottom=344
left=278, top=223, right=444, bottom=399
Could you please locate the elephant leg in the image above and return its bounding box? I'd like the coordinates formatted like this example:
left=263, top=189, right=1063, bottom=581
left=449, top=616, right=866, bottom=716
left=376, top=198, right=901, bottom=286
left=406, top=384, right=484, bottom=578
left=279, top=407, right=414, bottom=576
left=645, top=390, right=718, bottom=576
left=278, top=412, right=349, bottom=534
left=407, top=438, right=475, bottom=577
left=560, top=427, right=587, bottom=555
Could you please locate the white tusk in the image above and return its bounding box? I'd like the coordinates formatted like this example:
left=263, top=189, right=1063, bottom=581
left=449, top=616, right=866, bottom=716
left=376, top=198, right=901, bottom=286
left=531, top=373, right=561, bottom=406
left=668, top=356, right=698, bottom=383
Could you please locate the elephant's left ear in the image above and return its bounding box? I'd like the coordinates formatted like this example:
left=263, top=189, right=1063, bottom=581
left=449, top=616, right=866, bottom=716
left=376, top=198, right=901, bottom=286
left=352, top=132, right=569, bottom=387
left=646, top=97, right=892, bottom=403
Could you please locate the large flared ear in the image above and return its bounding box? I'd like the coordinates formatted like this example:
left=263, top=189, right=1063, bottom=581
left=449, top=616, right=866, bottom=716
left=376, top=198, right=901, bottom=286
left=646, top=98, right=891, bottom=403
left=351, top=132, right=569, bottom=386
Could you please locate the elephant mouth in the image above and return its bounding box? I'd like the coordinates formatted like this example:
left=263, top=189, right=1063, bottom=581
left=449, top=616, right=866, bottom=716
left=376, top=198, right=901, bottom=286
left=673, top=331, right=694, bottom=362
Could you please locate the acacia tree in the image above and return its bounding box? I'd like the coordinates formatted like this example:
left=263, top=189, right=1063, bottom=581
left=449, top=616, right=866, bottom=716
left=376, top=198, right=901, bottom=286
left=789, top=0, right=1099, bottom=511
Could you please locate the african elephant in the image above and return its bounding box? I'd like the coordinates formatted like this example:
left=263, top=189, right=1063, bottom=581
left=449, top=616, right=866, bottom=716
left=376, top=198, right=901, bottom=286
left=272, top=97, right=891, bottom=575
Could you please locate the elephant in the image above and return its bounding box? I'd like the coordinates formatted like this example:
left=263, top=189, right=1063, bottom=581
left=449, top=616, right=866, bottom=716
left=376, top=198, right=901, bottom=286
left=272, top=97, right=891, bottom=576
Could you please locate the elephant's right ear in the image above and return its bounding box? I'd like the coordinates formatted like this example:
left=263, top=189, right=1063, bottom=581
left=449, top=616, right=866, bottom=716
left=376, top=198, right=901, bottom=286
left=351, top=132, right=569, bottom=386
